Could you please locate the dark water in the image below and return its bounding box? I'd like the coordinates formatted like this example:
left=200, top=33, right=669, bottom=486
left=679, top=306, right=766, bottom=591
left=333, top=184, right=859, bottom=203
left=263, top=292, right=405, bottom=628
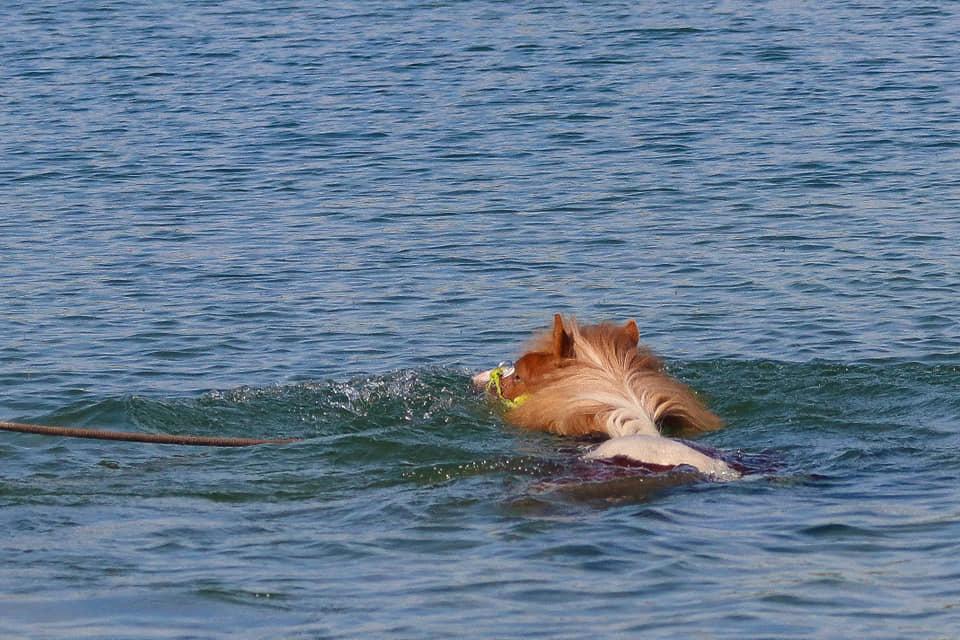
left=3, top=1, right=960, bottom=638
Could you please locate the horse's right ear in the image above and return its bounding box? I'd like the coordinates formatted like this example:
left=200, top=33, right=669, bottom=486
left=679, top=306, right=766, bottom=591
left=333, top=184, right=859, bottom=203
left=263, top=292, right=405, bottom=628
left=552, top=314, right=573, bottom=358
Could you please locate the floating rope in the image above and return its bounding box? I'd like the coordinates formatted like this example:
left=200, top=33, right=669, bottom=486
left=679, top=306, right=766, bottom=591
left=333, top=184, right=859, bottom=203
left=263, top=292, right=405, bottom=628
left=0, top=420, right=299, bottom=447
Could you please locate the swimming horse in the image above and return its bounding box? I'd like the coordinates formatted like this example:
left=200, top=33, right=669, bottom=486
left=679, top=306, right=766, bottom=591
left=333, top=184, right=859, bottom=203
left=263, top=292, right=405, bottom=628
left=473, top=315, right=738, bottom=479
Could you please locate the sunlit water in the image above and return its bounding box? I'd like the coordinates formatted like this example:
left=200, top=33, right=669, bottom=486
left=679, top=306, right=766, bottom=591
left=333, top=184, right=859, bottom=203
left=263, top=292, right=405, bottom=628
left=2, top=2, right=960, bottom=638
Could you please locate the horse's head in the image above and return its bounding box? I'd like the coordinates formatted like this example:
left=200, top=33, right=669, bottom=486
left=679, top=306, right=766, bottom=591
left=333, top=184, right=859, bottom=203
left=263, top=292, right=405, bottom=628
left=492, top=314, right=640, bottom=401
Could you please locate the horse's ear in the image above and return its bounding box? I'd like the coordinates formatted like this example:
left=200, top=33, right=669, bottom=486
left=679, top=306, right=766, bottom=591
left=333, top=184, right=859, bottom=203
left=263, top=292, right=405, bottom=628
left=623, top=319, right=640, bottom=345
left=552, top=314, right=573, bottom=358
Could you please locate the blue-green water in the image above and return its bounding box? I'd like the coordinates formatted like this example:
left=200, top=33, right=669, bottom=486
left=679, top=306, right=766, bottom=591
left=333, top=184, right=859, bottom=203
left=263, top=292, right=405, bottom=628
left=3, top=2, right=960, bottom=638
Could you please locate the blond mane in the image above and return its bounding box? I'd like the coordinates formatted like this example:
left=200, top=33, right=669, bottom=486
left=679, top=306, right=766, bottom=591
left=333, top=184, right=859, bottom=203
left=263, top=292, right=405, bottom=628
left=507, top=317, right=723, bottom=438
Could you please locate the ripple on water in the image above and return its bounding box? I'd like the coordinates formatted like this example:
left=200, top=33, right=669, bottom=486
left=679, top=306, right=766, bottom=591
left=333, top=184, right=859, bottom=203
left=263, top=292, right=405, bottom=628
left=4, top=1, right=960, bottom=638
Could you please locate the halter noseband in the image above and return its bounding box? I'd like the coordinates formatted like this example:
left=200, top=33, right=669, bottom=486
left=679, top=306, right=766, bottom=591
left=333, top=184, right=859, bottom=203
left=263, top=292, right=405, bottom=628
left=486, top=363, right=529, bottom=409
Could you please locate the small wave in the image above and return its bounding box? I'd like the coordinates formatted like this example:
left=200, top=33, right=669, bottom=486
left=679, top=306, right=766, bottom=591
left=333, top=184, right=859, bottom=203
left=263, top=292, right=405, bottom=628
left=31, top=368, right=492, bottom=442
left=12, top=359, right=957, bottom=504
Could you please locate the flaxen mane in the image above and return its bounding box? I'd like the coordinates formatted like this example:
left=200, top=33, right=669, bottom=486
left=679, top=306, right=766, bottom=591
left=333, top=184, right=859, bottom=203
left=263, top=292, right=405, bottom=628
left=506, top=317, right=722, bottom=438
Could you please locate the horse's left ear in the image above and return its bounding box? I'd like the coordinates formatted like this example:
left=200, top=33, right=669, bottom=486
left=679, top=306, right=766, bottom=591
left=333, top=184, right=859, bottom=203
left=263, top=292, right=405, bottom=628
left=552, top=314, right=574, bottom=358
left=623, top=319, right=640, bottom=345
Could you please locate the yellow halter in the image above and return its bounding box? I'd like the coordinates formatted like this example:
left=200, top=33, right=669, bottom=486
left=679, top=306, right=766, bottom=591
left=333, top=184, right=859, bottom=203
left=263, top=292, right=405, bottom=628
left=486, top=364, right=529, bottom=409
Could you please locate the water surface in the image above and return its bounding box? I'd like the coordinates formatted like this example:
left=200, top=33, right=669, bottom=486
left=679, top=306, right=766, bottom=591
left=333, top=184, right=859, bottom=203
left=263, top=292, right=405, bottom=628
left=2, top=2, right=959, bottom=638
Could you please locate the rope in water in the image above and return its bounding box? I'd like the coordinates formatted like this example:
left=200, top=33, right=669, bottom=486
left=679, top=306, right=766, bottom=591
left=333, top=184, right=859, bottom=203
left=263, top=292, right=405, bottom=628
left=0, top=420, right=299, bottom=447
left=3, top=365, right=520, bottom=447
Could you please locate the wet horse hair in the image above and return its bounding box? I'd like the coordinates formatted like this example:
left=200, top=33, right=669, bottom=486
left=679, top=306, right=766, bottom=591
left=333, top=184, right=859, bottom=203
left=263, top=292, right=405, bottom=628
left=497, top=315, right=723, bottom=439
